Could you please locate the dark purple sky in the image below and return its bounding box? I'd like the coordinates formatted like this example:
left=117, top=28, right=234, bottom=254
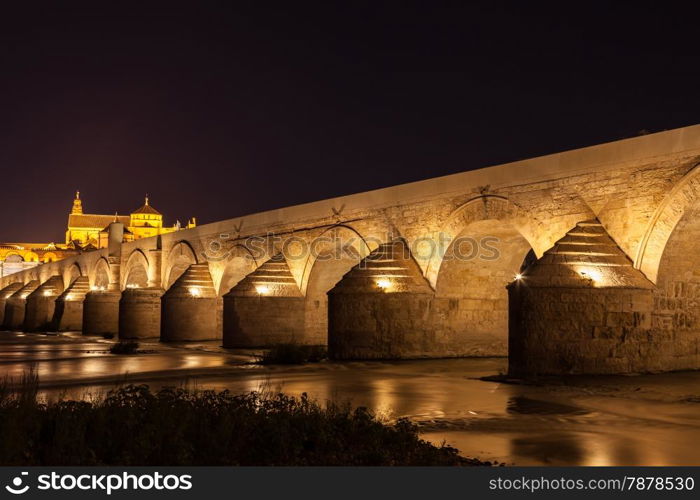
left=1, top=3, right=698, bottom=242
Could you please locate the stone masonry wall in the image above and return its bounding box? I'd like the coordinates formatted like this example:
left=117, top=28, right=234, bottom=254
left=508, top=286, right=662, bottom=375
left=223, top=296, right=305, bottom=347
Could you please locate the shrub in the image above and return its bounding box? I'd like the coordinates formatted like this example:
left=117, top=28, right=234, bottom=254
left=257, top=343, right=327, bottom=365
left=109, top=341, right=140, bottom=354
left=0, top=376, right=489, bottom=466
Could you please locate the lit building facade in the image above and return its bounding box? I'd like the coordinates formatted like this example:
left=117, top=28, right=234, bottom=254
left=65, top=191, right=195, bottom=249
left=0, top=191, right=195, bottom=277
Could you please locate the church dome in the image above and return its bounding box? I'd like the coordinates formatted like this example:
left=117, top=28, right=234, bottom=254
left=132, top=196, right=162, bottom=216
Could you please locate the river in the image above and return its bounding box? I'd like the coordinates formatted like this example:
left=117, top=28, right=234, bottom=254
left=2, top=332, right=700, bottom=466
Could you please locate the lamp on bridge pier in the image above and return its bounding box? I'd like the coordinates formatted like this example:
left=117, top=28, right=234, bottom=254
left=376, top=278, right=392, bottom=290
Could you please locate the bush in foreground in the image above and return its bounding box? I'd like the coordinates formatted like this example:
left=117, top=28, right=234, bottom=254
left=0, top=374, right=488, bottom=466
left=257, top=343, right=327, bottom=365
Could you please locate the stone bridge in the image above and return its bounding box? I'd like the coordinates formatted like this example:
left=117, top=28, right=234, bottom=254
left=3, top=125, right=700, bottom=376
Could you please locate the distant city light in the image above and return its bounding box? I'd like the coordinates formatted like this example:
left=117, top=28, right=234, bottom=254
left=126, top=283, right=140, bottom=289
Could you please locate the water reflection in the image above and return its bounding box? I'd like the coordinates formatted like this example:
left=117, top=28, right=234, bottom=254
left=2, top=332, right=700, bottom=466
left=506, top=396, right=590, bottom=416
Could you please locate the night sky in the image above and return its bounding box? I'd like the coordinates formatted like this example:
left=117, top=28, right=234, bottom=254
left=1, top=3, right=698, bottom=243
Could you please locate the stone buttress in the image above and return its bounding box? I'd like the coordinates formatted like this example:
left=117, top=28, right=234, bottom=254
left=24, top=275, right=65, bottom=331
left=508, top=219, right=655, bottom=375
left=3, top=280, right=40, bottom=330
left=119, top=287, right=164, bottom=339
left=83, top=289, right=121, bottom=336
left=0, top=283, right=23, bottom=328
left=328, top=239, right=436, bottom=359
left=161, top=263, right=218, bottom=341
left=52, top=277, right=90, bottom=331
left=223, top=253, right=305, bottom=348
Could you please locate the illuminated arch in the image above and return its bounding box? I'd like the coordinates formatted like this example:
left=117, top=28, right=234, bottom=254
left=300, top=224, right=372, bottom=344
left=42, top=252, right=58, bottom=263
left=217, top=244, right=259, bottom=295
left=123, top=249, right=150, bottom=289
left=23, top=251, right=39, bottom=263
left=425, top=195, right=542, bottom=288
left=163, top=240, right=198, bottom=289
left=90, top=258, right=111, bottom=288
left=3, top=252, right=24, bottom=263
left=63, top=262, right=83, bottom=288
left=299, top=224, right=371, bottom=295
left=635, top=163, right=700, bottom=283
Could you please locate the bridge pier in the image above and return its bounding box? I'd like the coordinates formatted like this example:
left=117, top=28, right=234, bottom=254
left=82, top=290, right=120, bottom=336
left=507, top=220, right=655, bottom=376
left=0, top=283, right=23, bottom=328
left=52, top=276, right=90, bottom=331
left=328, top=240, right=435, bottom=359
left=161, top=263, right=218, bottom=341
left=223, top=254, right=305, bottom=348
left=24, top=275, right=64, bottom=331
left=3, top=280, right=40, bottom=331
left=119, top=287, right=163, bottom=339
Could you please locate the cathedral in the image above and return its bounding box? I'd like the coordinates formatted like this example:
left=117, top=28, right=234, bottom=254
left=66, top=191, right=195, bottom=249
left=1, top=192, right=195, bottom=277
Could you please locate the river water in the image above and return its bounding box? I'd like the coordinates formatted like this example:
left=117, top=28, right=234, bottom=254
left=2, top=332, right=700, bottom=466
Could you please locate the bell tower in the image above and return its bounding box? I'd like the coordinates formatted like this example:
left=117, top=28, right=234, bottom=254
left=71, top=191, right=83, bottom=214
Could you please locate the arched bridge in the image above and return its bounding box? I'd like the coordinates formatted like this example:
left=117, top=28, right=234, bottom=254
left=3, top=125, right=700, bottom=376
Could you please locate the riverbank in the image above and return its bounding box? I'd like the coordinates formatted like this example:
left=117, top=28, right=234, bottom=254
left=2, top=331, right=700, bottom=465
left=0, top=373, right=493, bottom=466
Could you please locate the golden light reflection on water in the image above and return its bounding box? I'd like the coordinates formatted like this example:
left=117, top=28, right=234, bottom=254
left=4, top=333, right=700, bottom=466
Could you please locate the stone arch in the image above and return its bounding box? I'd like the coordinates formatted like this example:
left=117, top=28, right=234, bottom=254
left=649, top=166, right=700, bottom=345
left=300, top=224, right=371, bottom=295
left=433, top=217, right=535, bottom=356
left=23, top=251, right=39, bottom=262
left=426, top=195, right=542, bottom=288
left=63, top=262, right=83, bottom=288
left=42, top=252, right=58, bottom=263
left=163, top=240, right=198, bottom=290
left=90, top=258, right=111, bottom=289
left=636, top=163, right=700, bottom=283
left=216, top=244, right=259, bottom=296
left=123, top=249, right=150, bottom=289
left=300, top=224, right=372, bottom=344
left=4, top=253, right=23, bottom=263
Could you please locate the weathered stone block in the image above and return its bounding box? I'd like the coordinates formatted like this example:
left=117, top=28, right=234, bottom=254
left=83, top=291, right=120, bottom=336
left=119, top=288, right=163, bottom=339
left=223, top=296, right=305, bottom=347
